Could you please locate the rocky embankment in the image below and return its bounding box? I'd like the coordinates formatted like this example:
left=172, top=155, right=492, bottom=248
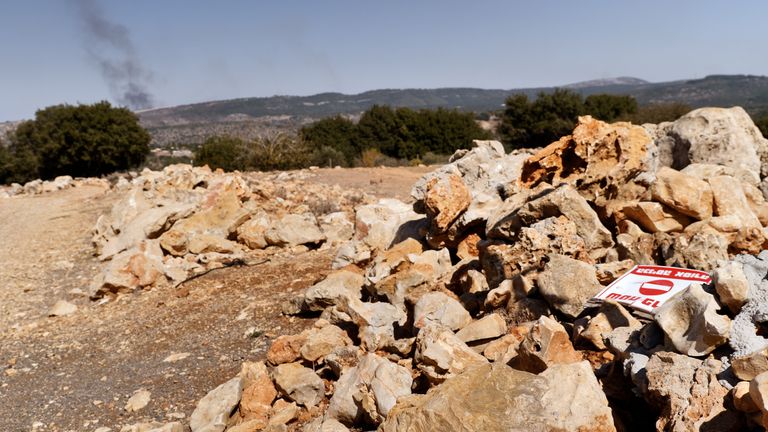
left=9, top=106, right=768, bottom=431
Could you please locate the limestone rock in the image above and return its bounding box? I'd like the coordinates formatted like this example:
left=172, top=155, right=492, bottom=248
left=90, top=240, right=166, bottom=298
left=49, top=300, right=77, bottom=317
left=159, top=189, right=249, bottom=256
left=652, top=167, right=713, bottom=220
left=520, top=116, right=654, bottom=204
left=411, top=140, right=527, bottom=202
left=119, top=423, right=184, bottom=432
left=300, top=324, right=352, bottom=362
left=577, top=301, right=642, bottom=350
left=750, top=372, right=768, bottom=428
left=622, top=201, right=690, bottom=233
left=272, top=363, right=324, bottom=408
left=733, top=348, right=768, bottom=381
left=670, top=106, right=768, bottom=179
left=266, top=213, right=325, bottom=247
left=664, top=230, right=729, bottom=271
left=125, top=388, right=151, bottom=412
left=267, top=333, right=307, bottom=365
left=644, top=352, right=737, bottom=432
left=354, top=199, right=423, bottom=251
left=414, top=325, right=488, bottom=383
left=319, top=212, right=354, bottom=245
left=682, top=162, right=760, bottom=187
left=423, top=173, right=471, bottom=232
left=302, top=417, right=350, bottom=432
left=733, top=381, right=759, bottom=413
left=239, top=362, right=277, bottom=422
left=488, top=184, right=613, bottom=260
left=510, top=315, right=581, bottom=373
left=714, top=261, right=750, bottom=314
left=708, top=175, right=764, bottom=252
left=380, top=361, right=615, bottom=432
left=481, top=215, right=590, bottom=287
left=236, top=210, right=271, bottom=249
left=413, top=291, right=471, bottom=331
left=455, top=313, right=507, bottom=345
left=655, top=284, right=730, bottom=356
left=327, top=353, right=412, bottom=425
left=189, top=377, right=244, bottom=432
left=299, top=269, right=364, bottom=312
left=536, top=254, right=603, bottom=319
left=339, top=297, right=406, bottom=351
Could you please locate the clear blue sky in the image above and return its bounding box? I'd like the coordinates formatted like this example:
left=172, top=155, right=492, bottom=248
left=1, top=0, right=766, bottom=121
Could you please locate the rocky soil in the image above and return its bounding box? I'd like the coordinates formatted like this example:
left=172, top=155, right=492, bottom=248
left=0, top=166, right=430, bottom=432
left=8, top=106, right=768, bottom=432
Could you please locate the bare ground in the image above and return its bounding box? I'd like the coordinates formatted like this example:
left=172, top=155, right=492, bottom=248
left=0, top=166, right=430, bottom=432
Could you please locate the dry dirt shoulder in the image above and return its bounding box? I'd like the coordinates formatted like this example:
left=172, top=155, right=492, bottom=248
left=0, top=166, right=427, bottom=432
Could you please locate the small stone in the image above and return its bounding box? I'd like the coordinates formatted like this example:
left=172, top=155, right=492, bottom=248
left=125, top=389, right=151, bottom=412
left=163, top=352, right=190, bottom=363
left=49, top=300, right=77, bottom=317
left=267, top=333, right=308, bottom=365
left=733, top=348, right=768, bottom=381
left=455, top=313, right=507, bottom=344
left=510, top=315, right=581, bottom=373
left=714, top=261, right=750, bottom=314
left=300, top=325, right=352, bottom=362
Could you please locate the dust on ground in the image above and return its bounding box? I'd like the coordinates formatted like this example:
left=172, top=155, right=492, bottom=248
left=0, top=166, right=429, bottom=432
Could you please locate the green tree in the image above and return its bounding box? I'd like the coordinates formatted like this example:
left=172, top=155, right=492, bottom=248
left=584, top=94, right=638, bottom=122
left=9, top=102, right=149, bottom=181
left=300, top=115, right=359, bottom=166
left=500, top=90, right=641, bottom=150
left=194, top=136, right=248, bottom=171
left=356, top=105, right=403, bottom=157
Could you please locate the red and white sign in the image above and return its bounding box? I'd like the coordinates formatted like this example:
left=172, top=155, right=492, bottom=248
left=589, top=265, right=711, bottom=315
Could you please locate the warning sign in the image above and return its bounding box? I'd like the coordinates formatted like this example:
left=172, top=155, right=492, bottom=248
left=589, top=265, right=711, bottom=315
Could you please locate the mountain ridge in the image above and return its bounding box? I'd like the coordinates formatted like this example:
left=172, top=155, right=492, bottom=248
left=138, top=75, right=768, bottom=130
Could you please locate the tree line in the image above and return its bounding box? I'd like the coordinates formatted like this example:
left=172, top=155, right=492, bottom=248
left=3, top=95, right=768, bottom=185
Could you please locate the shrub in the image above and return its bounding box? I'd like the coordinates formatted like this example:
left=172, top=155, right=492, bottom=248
left=7, top=101, right=150, bottom=182
left=194, top=136, right=248, bottom=171
left=249, top=133, right=310, bottom=171
left=302, top=105, right=492, bottom=162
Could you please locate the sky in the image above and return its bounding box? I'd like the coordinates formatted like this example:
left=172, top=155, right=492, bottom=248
left=1, top=0, right=766, bottom=121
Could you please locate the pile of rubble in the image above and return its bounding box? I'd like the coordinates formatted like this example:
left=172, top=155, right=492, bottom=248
left=89, top=165, right=373, bottom=299
left=108, top=107, right=768, bottom=432
left=0, top=175, right=110, bottom=197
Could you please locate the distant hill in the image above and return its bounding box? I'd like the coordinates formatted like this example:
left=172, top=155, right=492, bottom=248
left=137, top=74, right=768, bottom=146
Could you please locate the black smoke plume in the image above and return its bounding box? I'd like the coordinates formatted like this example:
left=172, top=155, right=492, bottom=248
left=74, top=0, right=155, bottom=110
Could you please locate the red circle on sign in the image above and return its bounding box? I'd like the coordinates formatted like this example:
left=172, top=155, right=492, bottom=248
left=639, top=279, right=674, bottom=296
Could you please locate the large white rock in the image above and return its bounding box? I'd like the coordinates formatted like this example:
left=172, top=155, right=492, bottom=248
left=189, top=377, right=243, bottom=432
left=670, top=106, right=768, bottom=179
left=655, top=283, right=731, bottom=356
